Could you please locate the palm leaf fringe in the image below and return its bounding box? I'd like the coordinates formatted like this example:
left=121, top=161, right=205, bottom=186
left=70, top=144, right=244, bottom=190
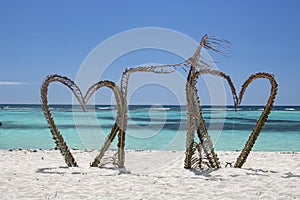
left=190, top=142, right=202, bottom=169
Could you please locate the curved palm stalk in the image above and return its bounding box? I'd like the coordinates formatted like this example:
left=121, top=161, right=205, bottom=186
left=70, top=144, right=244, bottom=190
left=119, top=35, right=227, bottom=169
left=41, top=74, right=124, bottom=167
left=194, top=69, right=238, bottom=107
left=86, top=81, right=123, bottom=167
left=185, top=69, right=238, bottom=169
left=194, top=69, right=238, bottom=168
left=184, top=69, right=198, bottom=168
left=185, top=34, right=231, bottom=169
left=41, top=74, right=85, bottom=167
left=184, top=35, right=210, bottom=169
left=234, top=72, right=278, bottom=168
left=42, top=34, right=232, bottom=169
left=117, top=64, right=186, bottom=167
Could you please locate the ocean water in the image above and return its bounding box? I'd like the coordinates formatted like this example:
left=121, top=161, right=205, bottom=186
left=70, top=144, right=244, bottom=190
left=0, top=104, right=299, bottom=152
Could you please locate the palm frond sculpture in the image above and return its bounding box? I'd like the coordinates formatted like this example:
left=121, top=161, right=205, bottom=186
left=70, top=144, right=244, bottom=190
left=185, top=68, right=238, bottom=169
left=94, top=64, right=187, bottom=168
left=234, top=72, right=278, bottom=168
left=41, top=34, right=232, bottom=169
left=96, top=35, right=228, bottom=168
left=41, top=34, right=278, bottom=170
left=85, top=81, right=123, bottom=167
left=41, top=74, right=123, bottom=167
left=184, top=35, right=234, bottom=169
left=41, top=75, right=83, bottom=167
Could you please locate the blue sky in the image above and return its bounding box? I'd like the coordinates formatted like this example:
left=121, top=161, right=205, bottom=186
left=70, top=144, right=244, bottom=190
left=0, top=1, right=300, bottom=105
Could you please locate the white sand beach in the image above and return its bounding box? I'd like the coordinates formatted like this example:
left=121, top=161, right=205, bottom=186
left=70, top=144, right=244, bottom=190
left=0, top=149, right=299, bottom=199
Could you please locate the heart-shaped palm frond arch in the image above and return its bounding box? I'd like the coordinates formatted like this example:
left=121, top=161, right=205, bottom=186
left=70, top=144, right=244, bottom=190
left=41, top=34, right=278, bottom=170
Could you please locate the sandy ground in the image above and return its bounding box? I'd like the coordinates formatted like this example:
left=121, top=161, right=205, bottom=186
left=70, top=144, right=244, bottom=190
left=0, top=149, right=299, bottom=199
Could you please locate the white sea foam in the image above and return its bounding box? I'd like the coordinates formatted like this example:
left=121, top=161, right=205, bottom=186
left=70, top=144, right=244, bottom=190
left=285, top=108, right=295, bottom=111
left=202, top=108, right=242, bottom=111
left=97, top=106, right=113, bottom=110
left=150, top=107, right=171, bottom=111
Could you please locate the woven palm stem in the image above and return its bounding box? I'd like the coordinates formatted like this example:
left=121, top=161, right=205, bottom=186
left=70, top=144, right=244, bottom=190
left=234, top=72, right=278, bottom=168
left=41, top=74, right=85, bottom=167
left=85, top=81, right=123, bottom=167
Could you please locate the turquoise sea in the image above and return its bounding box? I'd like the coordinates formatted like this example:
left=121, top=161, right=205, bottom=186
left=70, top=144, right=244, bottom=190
left=0, top=104, right=299, bottom=152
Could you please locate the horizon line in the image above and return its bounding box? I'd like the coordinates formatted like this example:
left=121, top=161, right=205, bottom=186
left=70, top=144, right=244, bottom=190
left=0, top=103, right=299, bottom=107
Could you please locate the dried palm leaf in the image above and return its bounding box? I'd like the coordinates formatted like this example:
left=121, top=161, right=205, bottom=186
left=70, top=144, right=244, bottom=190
left=189, top=34, right=231, bottom=68
left=87, top=81, right=123, bottom=167
left=185, top=35, right=233, bottom=169
left=190, top=142, right=202, bottom=169
left=117, top=64, right=187, bottom=167
left=41, top=74, right=84, bottom=167
left=41, top=74, right=123, bottom=167
left=234, top=72, right=278, bottom=168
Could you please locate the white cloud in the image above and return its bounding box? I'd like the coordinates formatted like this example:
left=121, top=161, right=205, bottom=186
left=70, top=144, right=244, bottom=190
left=0, top=81, right=27, bottom=85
